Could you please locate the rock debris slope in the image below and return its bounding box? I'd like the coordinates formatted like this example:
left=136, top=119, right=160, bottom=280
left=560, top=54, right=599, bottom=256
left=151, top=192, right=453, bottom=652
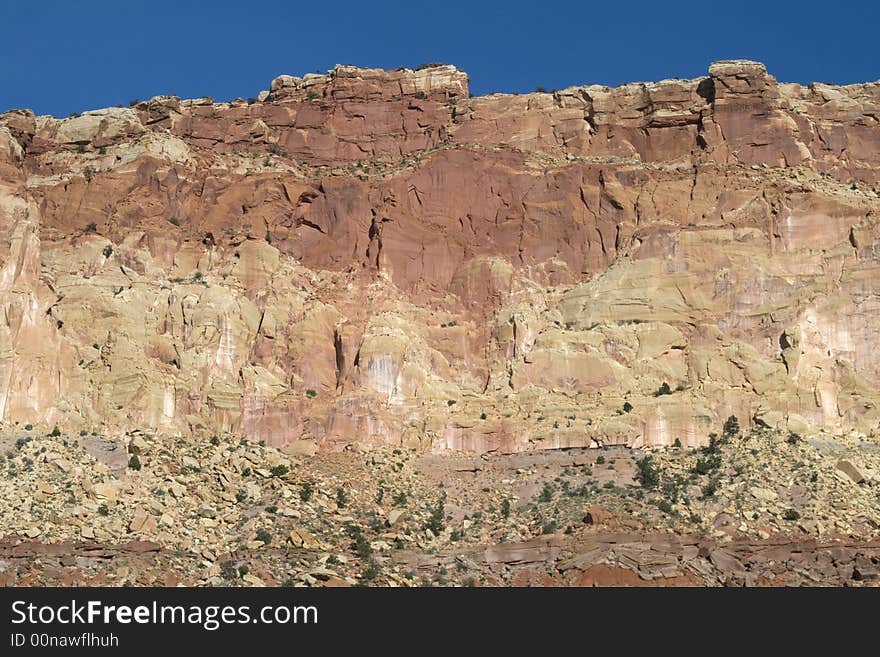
left=1, top=60, right=880, bottom=452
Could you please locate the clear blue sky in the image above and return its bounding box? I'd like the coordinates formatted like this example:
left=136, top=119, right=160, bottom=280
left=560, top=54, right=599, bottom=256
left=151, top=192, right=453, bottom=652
left=1, top=0, right=878, bottom=117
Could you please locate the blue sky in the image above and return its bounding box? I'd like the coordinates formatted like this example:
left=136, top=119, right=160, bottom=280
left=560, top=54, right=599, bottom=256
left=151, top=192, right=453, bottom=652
left=1, top=0, right=878, bottom=116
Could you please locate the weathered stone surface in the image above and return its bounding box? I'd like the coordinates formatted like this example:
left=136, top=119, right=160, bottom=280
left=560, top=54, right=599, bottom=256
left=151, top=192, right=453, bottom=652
left=484, top=537, right=562, bottom=565
left=1, top=61, right=879, bottom=452
left=288, top=527, right=321, bottom=549
left=1, top=432, right=880, bottom=587
left=836, top=459, right=867, bottom=484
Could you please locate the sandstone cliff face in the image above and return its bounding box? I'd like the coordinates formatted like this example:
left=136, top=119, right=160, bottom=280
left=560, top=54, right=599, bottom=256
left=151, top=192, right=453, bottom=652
left=1, top=61, right=879, bottom=452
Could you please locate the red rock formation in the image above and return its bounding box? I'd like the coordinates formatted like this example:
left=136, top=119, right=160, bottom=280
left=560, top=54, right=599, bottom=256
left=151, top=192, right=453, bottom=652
left=1, top=61, right=879, bottom=451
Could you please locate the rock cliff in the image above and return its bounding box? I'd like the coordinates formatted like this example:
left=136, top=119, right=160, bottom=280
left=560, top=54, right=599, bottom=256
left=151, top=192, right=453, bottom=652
left=2, top=61, right=879, bottom=452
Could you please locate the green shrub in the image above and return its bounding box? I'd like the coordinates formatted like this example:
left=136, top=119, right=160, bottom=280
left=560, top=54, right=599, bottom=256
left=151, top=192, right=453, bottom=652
left=299, top=481, right=314, bottom=501
left=701, top=479, right=718, bottom=498
left=209, top=436, right=220, bottom=446
left=635, top=455, right=660, bottom=489
left=537, top=483, right=554, bottom=503
left=722, top=415, right=740, bottom=439
left=169, top=217, right=180, bottom=226
left=783, top=508, right=800, bottom=521
left=654, top=382, right=673, bottom=397
left=84, top=222, right=97, bottom=233
left=622, top=401, right=633, bottom=413
left=361, top=560, right=380, bottom=582
left=423, top=494, right=446, bottom=534
left=305, top=389, right=317, bottom=398
left=220, top=561, right=238, bottom=579
left=500, top=498, right=511, bottom=518
left=655, top=499, right=674, bottom=515
left=102, top=244, right=113, bottom=258
left=662, top=474, right=685, bottom=503
left=270, top=464, right=289, bottom=477
left=255, top=528, right=271, bottom=544
left=128, top=455, right=141, bottom=471
left=693, top=453, right=721, bottom=476
left=48, top=425, right=61, bottom=437
left=368, top=514, right=384, bottom=533
left=349, top=525, right=372, bottom=559
left=336, top=488, right=348, bottom=508
left=703, top=433, right=722, bottom=453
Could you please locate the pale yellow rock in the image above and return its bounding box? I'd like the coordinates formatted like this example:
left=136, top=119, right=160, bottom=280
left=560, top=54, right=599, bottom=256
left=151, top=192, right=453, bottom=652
left=129, top=435, right=149, bottom=454
left=42, top=108, right=144, bottom=145
left=282, top=440, right=318, bottom=457
left=388, top=508, right=407, bottom=526
left=92, top=482, right=118, bottom=502
left=836, top=460, right=866, bottom=484
left=289, top=526, right=321, bottom=549
left=129, top=509, right=157, bottom=533
left=53, top=459, right=72, bottom=473
left=750, top=487, right=778, bottom=502
left=36, top=481, right=56, bottom=495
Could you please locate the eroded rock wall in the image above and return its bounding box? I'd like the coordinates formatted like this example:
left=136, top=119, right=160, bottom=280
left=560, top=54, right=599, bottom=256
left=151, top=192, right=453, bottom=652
left=1, top=61, right=879, bottom=452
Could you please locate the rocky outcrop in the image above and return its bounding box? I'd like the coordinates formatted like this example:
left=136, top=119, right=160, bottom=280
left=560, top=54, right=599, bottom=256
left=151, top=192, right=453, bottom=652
left=1, top=61, right=879, bottom=451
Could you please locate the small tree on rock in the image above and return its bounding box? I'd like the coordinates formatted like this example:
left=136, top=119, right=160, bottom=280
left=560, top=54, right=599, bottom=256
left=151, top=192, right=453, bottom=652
left=722, top=415, right=740, bottom=440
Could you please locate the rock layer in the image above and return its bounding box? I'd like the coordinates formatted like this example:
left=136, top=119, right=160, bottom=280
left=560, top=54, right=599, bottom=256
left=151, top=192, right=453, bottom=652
left=1, top=61, right=879, bottom=451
